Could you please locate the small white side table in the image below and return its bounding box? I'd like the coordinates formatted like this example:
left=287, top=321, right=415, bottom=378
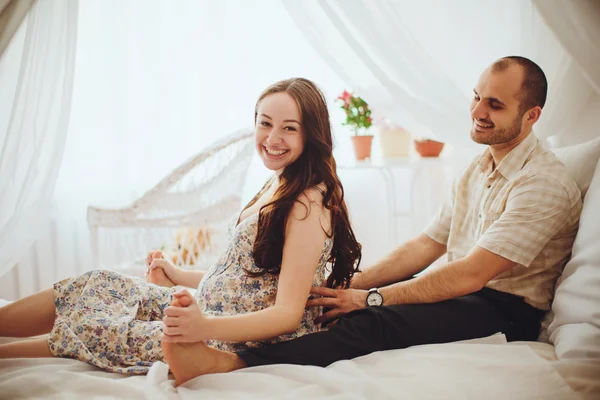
left=338, top=157, right=460, bottom=246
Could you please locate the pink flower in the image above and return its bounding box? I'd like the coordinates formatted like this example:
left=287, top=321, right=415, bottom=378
left=366, top=117, right=372, bottom=123
left=338, top=90, right=352, bottom=106
left=338, top=90, right=352, bottom=101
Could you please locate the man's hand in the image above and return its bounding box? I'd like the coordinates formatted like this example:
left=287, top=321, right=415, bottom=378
left=348, top=272, right=366, bottom=289
left=307, top=287, right=368, bottom=325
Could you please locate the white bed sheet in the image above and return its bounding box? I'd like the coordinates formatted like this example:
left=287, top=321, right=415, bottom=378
left=2, top=334, right=598, bottom=400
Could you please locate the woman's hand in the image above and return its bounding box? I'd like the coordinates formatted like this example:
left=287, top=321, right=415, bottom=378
left=145, top=250, right=179, bottom=287
left=162, top=289, right=210, bottom=342
left=145, top=250, right=164, bottom=274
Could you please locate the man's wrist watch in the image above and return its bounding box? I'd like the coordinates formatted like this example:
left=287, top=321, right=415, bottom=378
left=365, top=288, right=384, bottom=307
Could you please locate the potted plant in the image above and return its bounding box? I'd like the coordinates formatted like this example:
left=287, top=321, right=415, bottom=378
left=337, top=90, right=373, bottom=160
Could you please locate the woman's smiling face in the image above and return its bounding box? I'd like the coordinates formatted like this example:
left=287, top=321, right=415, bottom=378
left=254, top=92, right=305, bottom=174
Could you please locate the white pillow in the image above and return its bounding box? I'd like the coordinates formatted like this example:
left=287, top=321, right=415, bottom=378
left=547, top=157, right=600, bottom=360
left=537, top=137, right=600, bottom=343
left=550, top=136, right=600, bottom=199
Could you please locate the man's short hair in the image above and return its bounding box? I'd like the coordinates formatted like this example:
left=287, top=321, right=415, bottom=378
left=492, top=56, right=548, bottom=112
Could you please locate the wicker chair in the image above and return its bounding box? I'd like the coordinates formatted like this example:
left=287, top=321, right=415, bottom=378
left=87, top=129, right=254, bottom=276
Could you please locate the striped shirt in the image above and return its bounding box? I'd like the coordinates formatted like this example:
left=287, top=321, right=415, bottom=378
left=425, top=133, right=582, bottom=310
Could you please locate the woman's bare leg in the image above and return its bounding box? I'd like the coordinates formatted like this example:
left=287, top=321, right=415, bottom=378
left=0, top=288, right=55, bottom=337
left=162, top=292, right=245, bottom=386
left=0, top=337, right=54, bottom=358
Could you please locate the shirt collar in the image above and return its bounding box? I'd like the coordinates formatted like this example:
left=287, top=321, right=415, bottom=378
left=477, top=133, right=538, bottom=179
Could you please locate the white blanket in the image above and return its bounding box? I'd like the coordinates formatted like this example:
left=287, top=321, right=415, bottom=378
left=1, top=334, right=596, bottom=400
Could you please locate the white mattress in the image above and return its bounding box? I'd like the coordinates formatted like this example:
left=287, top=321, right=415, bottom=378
left=1, top=333, right=598, bottom=399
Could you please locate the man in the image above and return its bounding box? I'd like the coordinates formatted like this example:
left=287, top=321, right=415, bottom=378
left=162, top=56, right=583, bottom=385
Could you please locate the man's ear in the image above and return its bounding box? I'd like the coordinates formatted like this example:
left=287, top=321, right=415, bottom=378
left=527, top=106, right=542, bottom=124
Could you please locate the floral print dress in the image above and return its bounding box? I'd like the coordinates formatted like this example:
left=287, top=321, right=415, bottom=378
left=48, top=213, right=333, bottom=374
left=196, top=212, right=333, bottom=352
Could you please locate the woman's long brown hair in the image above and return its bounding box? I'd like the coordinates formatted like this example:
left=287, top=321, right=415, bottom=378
left=246, top=78, right=361, bottom=288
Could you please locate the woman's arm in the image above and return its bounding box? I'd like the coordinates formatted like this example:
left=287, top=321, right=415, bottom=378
left=173, top=268, right=206, bottom=289
left=172, top=269, right=205, bottom=288
left=162, top=189, right=330, bottom=342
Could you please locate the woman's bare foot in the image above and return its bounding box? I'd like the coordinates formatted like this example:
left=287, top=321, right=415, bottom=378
left=170, top=291, right=193, bottom=308
left=147, top=267, right=176, bottom=288
left=161, top=292, right=245, bottom=386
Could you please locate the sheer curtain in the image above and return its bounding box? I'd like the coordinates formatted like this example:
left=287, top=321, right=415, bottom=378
left=533, top=0, right=600, bottom=147
left=281, top=0, right=600, bottom=237
left=0, top=0, right=350, bottom=299
left=535, top=0, right=600, bottom=95
left=5, top=1, right=598, bottom=299
left=0, top=0, right=78, bottom=279
left=281, top=0, right=599, bottom=148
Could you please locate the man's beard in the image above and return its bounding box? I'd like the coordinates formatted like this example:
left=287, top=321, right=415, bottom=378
left=470, top=112, right=523, bottom=145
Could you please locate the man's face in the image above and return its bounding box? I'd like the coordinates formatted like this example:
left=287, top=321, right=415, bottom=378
left=470, top=65, right=526, bottom=145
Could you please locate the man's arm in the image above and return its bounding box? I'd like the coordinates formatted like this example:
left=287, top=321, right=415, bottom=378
left=380, top=246, right=515, bottom=305
left=310, top=173, right=575, bottom=323
left=351, top=167, right=458, bottom=291
left=310, top=245, right=514, bottom=324
left=351, top=233, right=447, bottom=290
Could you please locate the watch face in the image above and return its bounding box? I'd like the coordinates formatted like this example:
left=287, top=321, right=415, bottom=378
left=367, top=292, right=383, bottom=306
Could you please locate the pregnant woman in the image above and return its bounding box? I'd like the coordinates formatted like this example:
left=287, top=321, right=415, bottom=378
left=0, top=77, right=362, bottom=375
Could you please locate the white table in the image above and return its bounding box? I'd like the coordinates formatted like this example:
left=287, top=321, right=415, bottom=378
left=337, top=157, right=461, bottom=249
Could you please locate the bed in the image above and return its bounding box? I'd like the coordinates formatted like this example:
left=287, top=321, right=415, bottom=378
left=0, top=333, right=597, bottom=399
left=2, top=137, right=599, bottom=399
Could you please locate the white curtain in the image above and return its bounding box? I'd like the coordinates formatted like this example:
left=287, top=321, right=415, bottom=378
left=533, top=0, right=600, bottom=147
left=280, top=0, right=600, bottom=254
left=4, top=0, right=598, bottom=299
left=0, top=0, right=352, bottom=299
left=0, top=0, right=78, bottom=278
left=281, top=0, right=600, bottom=148
left=534, top=0, right=600, bottom=96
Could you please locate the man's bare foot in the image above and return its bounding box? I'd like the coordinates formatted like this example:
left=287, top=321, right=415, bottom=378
left=147, top=267, right=176, bottom=288
left=162, top=291, right=246, bottom=386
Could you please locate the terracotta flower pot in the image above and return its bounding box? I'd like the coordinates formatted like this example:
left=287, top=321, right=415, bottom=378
left=414, top=139, right=444, bottom=157
left=351, top=135, right=373, bottom=161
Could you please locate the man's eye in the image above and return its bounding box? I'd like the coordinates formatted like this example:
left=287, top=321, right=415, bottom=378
left=474, top=95, right=480, bottom=101
left=490, top=104, right=501, bottom=110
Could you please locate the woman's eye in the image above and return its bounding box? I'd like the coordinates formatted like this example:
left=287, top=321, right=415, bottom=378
left=260, top=121, right=271, bottom=127
left=284, top=126, right=297, bottom=131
